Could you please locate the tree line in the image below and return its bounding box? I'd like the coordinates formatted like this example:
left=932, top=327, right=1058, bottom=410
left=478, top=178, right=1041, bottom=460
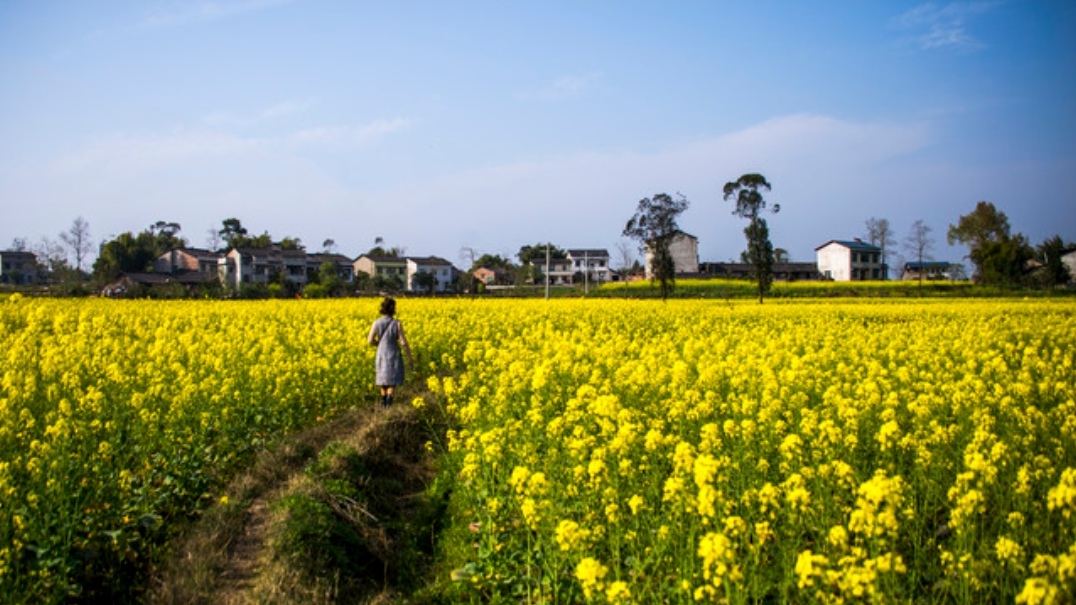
left=4, top=195, right=1071, bottom=298
left=621, top=174, right=1072, bottom=302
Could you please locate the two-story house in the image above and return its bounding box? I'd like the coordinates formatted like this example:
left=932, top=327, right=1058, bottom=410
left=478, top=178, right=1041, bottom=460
left=816, top=239, right=885, bottom=281
left=218, top=246, right=309, bottom=288
left=353, top=254, right=407, bottom=288
left=407, top=256, right=456, bottom=293
left=533, top=256, right=574, bottom=285
left=645, top=231, right=699, bottom=278
left=567, top=249, right=612, bottom=284
left=308, top=253, right=355, bottom=283
left=154, top=248, right=221, bottom=281
left=0, top=250, right=38, bottom=284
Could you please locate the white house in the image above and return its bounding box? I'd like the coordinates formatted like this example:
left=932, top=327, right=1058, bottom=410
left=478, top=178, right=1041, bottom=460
left=218, top=246, right=309, bottom=288
left=645, top=231, right=699, bottom=279
left=406, top=256, right=455, bottom=292
left=567, top=249, right=612, bottom=284
left=1062, top=248, right=1076, bottom=283
left=816, top=239, right=885, bottom=281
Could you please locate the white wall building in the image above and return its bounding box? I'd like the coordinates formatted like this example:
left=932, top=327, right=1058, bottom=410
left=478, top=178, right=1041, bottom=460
left=816, top=239, right=885, bottom=281
left=645, top=231, right=699, bottom=278
left=406, top=256, right=455, bottom=292
left=567, top=249, right=612, bottom=283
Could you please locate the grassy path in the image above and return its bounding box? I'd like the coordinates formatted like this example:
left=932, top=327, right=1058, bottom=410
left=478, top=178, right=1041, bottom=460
left=148, top=389, right=444, bottom=605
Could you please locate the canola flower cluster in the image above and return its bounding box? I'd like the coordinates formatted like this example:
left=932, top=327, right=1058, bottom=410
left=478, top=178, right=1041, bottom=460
left=1, top=295, right=1074, bottom=604
left=428, top=298, right=1076, bottom=603
left=0, top=296, right=463, bottom=603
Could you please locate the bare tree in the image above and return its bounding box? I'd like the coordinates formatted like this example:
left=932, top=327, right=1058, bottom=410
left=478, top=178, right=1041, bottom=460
left=10, top=238, right=28, bottom=251
left=865, top=217, right=895, bottom=279
left=459, top=246, right=478, bottom=271
left=33, top=236, right=68, bottom=280
left=59, top=216, right=93, bottom=273
left=615, top=240, right=635, bottom=277
left=205, top=228, right=223, bottom=252
left=903, top=219, right=934, bottom=294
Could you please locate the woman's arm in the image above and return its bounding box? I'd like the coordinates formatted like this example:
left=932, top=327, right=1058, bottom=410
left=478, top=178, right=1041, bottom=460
left=367, top=321, right=380, bottom=346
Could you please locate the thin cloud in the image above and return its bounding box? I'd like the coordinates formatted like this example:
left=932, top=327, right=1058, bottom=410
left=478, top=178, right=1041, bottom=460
left=519, top=73, right=602, bottom=101
left=202, top=98, right=316, bottom=128
left=893, top=2, right=998, bottom=51
left=290, top=118, right=413, bottom=146
left=137, top=0, right=298, bottom=29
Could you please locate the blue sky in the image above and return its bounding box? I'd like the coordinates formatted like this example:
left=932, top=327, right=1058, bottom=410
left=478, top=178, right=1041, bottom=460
left=2, top=0, right=1074, bottom=270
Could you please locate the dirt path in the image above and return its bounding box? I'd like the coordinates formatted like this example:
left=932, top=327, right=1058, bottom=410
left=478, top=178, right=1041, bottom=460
left=148, top=398, right=437, bottom=605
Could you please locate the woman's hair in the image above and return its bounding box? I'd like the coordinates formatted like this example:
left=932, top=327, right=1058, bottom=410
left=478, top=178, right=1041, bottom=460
left=380, top=297, right=396, bottom=316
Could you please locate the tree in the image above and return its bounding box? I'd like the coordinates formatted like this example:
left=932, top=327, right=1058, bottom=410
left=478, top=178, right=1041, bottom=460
left=10, top=238, right=28, bottom=252
left=1032, top=235, right=1073, bottom=287
left=903, top=219, right=934, bottom=293
left=205, top=228, right=223, bottom=252
left=368, top=236, right=403, bottom=257
left=148, top=220, right=186, bottom=253
left=279, top=237, right=303, bottom=251
left=615, top=241, right=636, bottom=278
left=947, top=201, right=1033, bottom=286
left=864, top=217, right=895, bottom=279
left=723, top=173, right=778, bottom=303
left=412, top=271, right=437, bottom=294
left=623, top=192, right=689, bottom=301
left=322, top=238, right=336, bottom=253
left=517, top=243, right=566, bottom=265
left=59, top=216, right=94, bottom=274
left=218, top=218, right=248, bottom=249
left=518, top=243, right=565, bottom=285
left=472, top=253, right=513, bottom=272
left=33, top=236, right=69, bottom=282
left=93, top=231, right=157, bottom=282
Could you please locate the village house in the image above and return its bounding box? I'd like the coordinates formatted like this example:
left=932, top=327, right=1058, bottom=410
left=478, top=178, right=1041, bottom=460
left=701, top=261, right=821, bottom=281
left=473, top=266, right=511, bottom=286
left=815, top=239, right=886, bottom=281
left=1062, top=248, right=1076, bottom=281
left=901, top=261, right=952, bottom=281
left=154, top=247, right=221, bottom=281
left=645, top=231, right=699, bottom=279
left=406, top=256, right=456, bottom=293
left=567, top=249, right=613, bottom=283
left=218, top=246, right=309, bottom=288
left=0, top=250, right=38, bottom=284
left=308, top=253, right=355, bottom=283
left=353, top=254, right=407, bottom=287
left=535, top=256, right=575, bottom=285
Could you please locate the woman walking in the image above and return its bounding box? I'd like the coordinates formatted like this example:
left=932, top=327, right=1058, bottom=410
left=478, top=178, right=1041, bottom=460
left=368, top=297, right=413, bottom=407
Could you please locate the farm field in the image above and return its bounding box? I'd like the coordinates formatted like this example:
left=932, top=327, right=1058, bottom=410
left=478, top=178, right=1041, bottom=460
left=1, top=295, right=1074, bottom=603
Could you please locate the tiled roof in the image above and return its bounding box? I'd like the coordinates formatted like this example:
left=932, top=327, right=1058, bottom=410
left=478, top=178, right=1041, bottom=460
left=815, top=239, right=882, bottom=252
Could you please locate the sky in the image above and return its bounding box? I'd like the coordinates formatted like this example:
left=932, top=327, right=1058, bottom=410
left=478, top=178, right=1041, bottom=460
left=2, top=0, right=1074, bottom=271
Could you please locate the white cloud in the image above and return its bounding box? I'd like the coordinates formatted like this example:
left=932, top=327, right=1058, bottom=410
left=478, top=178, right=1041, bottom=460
left=375, top=114, right=934, bottom=261
left=893, top=2, right=998, bottom=51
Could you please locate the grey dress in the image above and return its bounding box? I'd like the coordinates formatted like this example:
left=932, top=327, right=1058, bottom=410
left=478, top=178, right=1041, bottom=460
left=368, top=315, right=405, bottom=386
